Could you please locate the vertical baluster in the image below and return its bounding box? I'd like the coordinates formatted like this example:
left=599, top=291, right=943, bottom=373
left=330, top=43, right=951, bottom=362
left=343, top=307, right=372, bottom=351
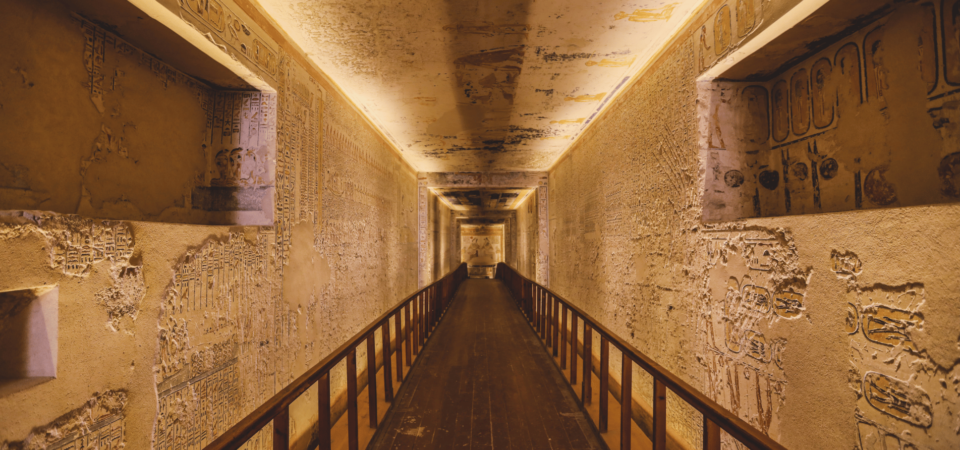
left=383, top=321, right=394, bottom=402
left=570, top=314, right=578, bottom=385
left=367, top=334, right=378, bottom=428
left=533, top=286, right=539, bottom=330
left=396, top=313, right=404, bottom=381
left=318, top=372, right=331, bottom=450
left=652, top=379, right=667, bottom=450
left=560, top=304, right=568, bottom=369
left=420, top=293, right=426, bottom=346
left=582, top=324, right=592, bottom=405
left=599, top=337, right=609, bottom=432
left=703, top=416, right=721, bottom=450
left=540, top=290, right=547, bottom=340
left=552, top=297, right=560, bottom=357
left=405, top=303, right=413, bottom=365
left=410, top=294, right=420, bottom=356
left=274, top=406, right=289, bottom=450
left=621, top=356, right=632, bottom=450
left=347, top=350, right=359, bottom=450
left=545, top=294, right=552, bottom=347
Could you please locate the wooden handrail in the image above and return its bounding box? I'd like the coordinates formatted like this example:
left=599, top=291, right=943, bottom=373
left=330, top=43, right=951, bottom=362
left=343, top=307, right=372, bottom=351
left=204, top=263, right=468, bottom=450
left=496, top=263, right=787, bottom=450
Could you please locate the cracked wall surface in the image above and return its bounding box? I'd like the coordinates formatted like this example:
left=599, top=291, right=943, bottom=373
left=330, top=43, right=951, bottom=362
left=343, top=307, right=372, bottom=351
left=0, top=0, right=456, bottom=448
left=548, top=0, right=960, bottom=449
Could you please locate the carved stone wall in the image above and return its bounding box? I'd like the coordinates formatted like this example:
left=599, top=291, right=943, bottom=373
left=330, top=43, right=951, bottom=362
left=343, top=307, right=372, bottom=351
left=0, top=0, right=435, bottom=449
left=514, top=190, right=539, bottom=280
left=548, top=1, right=960, bottom=449
left=702, top=1, right=960, bottom=221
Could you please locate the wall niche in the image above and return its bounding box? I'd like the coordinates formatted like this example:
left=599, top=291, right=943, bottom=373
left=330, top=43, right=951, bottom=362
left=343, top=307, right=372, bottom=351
left=0, top=0, right=277, bottom=225
left=700, top=0, right=960, bottom=222
left=0, top=286, right=58, bottom=397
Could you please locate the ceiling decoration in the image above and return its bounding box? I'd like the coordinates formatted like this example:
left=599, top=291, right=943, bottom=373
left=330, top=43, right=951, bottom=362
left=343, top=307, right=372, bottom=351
left=433, top=188, right=533, bottom=211
left=257, top=0, right=704, bottom=171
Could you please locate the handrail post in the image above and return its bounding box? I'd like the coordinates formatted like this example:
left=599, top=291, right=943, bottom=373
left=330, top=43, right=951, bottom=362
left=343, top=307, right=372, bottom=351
left=560, top=304, right=568, bottom=369
left=545, top=293, right=552, bottom=347
left=318, top=373, right=331, bottom=450
left=552, top=296, right=559, bottom=357
left=582, top=323, right=592, bottom=405
left=347, top=350, right=359, bottom=450
left=405, top=303, right=413, bottom=365
left=383, top=321, right=394, bottom=402
left=652, top=379, right=667, bottom=450
left=273, top=406, right=289, bottom=450
left=621, top=355, right=632, bottom=450
left=599, top=337, right=609, bottom=432
left=570, top=313, right=578, bottom=385
left=366, top=334, right=378, bottom=428
left=703, top=416, right=721, bottom=450
left=395, top=313, right=404, bottom=381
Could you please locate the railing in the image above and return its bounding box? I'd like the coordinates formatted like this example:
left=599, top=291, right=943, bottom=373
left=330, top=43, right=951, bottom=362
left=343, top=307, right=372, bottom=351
left=205, top=263, right=468, bottom=450
left=496, top=263, right=787, bottom=450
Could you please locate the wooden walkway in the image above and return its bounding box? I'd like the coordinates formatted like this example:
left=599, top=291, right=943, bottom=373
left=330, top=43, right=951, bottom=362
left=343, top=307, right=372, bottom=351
left=368, top=279, right=605, bottom=450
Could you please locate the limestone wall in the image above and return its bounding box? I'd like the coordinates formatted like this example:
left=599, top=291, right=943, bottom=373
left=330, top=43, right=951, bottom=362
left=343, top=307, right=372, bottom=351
left=548, top=0, right=960, bottom=449
left=514, top=191, right=539, bottom=280
left=0, top=0, right=453, bottom=448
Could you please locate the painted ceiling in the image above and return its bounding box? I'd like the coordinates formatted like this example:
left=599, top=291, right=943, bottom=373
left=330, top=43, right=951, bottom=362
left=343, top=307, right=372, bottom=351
left=258, top=0, right=704, bottom=171
left=433, top=188, right=534, bottom=211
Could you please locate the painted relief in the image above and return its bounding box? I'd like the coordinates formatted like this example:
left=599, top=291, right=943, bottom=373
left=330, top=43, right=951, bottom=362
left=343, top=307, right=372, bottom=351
left=462, top=234, right=502, bottom=265
left=694, top=0, right=764, bottom=72
left=811, top=59, right=835, bottom=129
left=698, top=229, right=807, bottom=440
left=702, top=2, right=960, bottom=221
left=738, top=86, right=769, bottom=144
left=193, top=91, right=277, bottom=217
left=156, top=232, right=277, bottom=449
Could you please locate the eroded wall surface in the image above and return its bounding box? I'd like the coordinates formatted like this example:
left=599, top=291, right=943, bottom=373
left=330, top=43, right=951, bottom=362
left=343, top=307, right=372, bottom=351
left=0, top=0, right=451, bottom=448
left=514, top=191, right=539, bottom=280
left=548, top=0, right=960, bottom=449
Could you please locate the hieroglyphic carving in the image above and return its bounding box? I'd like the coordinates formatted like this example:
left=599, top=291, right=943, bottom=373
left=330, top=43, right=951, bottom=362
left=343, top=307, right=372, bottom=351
left=179, top=0, right=279, bottom=79
left=945, top=0, right=960, bottom=85
left=694, top=0, right=764, bottom=73
left=2, top=390, right=127, bottom=450
left=34, top=217, right=135, bottom=277
left=536, top=181, right=549, bottom=287
left=703, top=2, right=960, bottom=221
left=156, top=231, right=276, bottom=449
left=274, top=50, right=323, bottom=268
left=811, top=59, right=835, bottom=129
left=699, top=229, right=807, bottom=438
left=418, top=178, right=429, bottom=287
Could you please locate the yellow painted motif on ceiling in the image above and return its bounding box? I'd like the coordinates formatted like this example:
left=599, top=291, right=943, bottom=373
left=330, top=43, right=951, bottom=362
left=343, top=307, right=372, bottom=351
left=550, top=118, right=586, bottom=125
left=586, top=56, right=636, bottom=67
left=614, top=3, right=679, bottom=22
left=564, top=93, right=606, bottom=102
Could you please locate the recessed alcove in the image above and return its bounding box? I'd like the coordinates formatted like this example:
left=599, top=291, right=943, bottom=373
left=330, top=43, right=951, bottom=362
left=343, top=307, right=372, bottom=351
left=0, top=0, right=277, bottom=225
left=0, top=286, right=58, bottom=397
left=699, top=0, right=960, bottom=222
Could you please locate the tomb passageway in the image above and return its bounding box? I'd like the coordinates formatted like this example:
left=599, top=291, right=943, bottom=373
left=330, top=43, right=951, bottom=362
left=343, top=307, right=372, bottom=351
left=367, top=279, right=605, bottom=450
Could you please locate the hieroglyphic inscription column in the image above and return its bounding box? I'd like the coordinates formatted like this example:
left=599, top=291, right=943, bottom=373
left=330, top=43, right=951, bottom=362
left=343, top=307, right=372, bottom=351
left=537, top=180, right=549, bottom=287
left=418, top=177, right=429, bottom=287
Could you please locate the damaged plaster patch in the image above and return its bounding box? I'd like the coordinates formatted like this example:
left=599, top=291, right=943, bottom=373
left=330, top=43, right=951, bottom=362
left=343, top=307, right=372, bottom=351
left=0, top=390, right=126, bottom=450
left=95, top=265, right=145, bottom=332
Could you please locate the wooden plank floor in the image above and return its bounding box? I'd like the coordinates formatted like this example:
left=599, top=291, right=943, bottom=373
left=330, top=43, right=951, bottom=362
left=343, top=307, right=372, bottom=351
left=368, top=279, right=605, bottom=450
